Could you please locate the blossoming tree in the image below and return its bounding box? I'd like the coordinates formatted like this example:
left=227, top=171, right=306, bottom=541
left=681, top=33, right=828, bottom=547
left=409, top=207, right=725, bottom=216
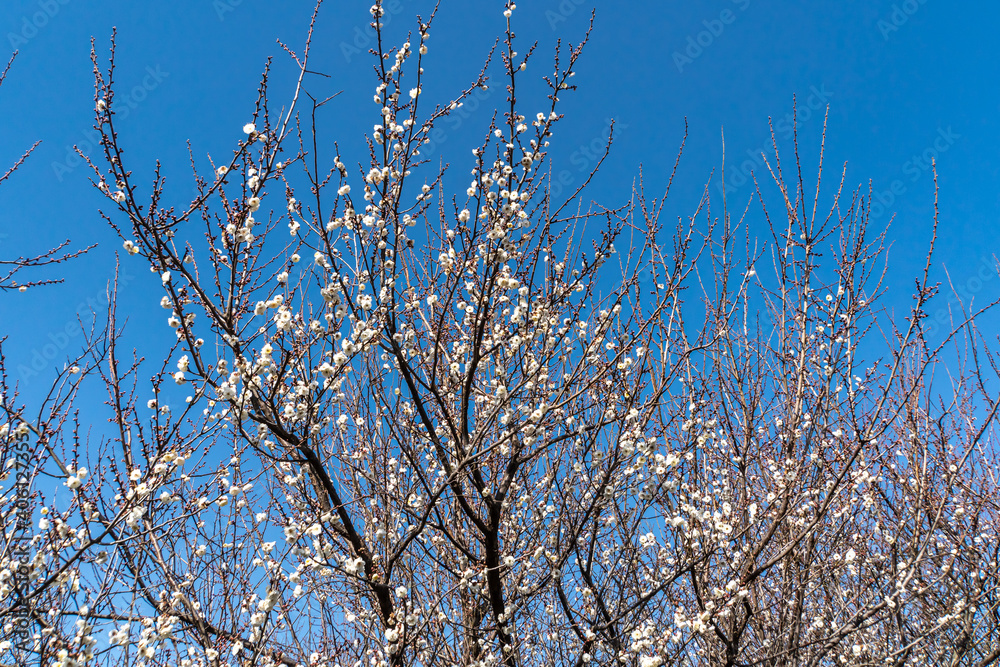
left=3, top=3, right=1000, bottom=667
left=0, top=55, right=92, bottom=295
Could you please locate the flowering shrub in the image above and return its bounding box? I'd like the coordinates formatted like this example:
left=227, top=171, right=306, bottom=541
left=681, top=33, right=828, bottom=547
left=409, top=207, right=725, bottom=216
left=3, top=3, right=1000, bottom=667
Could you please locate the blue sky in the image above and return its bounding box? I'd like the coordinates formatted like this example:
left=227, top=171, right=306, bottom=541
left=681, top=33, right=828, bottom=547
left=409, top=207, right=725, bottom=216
left=2, top=0, right=999, bottom=394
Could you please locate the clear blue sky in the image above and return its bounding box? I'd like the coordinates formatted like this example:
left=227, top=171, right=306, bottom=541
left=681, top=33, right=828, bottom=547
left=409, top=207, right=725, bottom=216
left=2, top=0, right=999, bottom=393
